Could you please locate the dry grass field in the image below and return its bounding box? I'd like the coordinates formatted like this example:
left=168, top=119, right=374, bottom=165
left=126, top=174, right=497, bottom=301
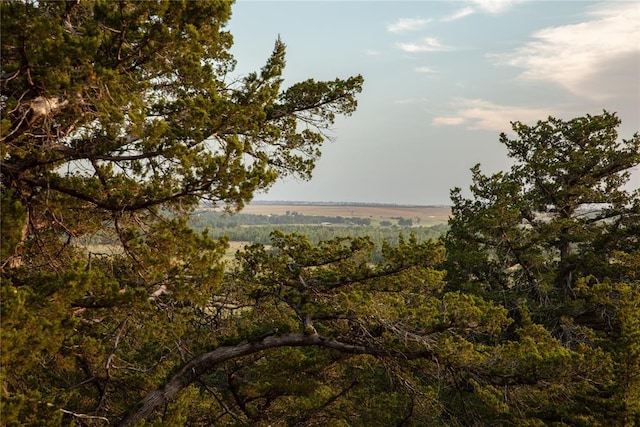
left=222, top=240, right=248, bottom=262
left=237, top=203, right=451, bottom=225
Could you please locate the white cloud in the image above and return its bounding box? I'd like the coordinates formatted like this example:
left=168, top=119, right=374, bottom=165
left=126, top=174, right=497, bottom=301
left=415, top=66, right=437, bottom=73
left=397, top=37, right=451, bottom=53
left=365, top=49, right=382, bottom=56
left=442, top=0, right=517, bottom=22
left=433, top=98, right=554, bottom=131
left=494, top=2, right=640, bottom=100
left=442, top=6, right=476, bottom=22
left=387, top=18, right=431, bottom=33
left=470, top=0, right=517, bottom=14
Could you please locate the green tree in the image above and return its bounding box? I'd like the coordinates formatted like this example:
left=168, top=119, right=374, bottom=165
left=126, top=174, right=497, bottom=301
left=444, top=111, right=640, bottom=423
left=3, top=1, right=636, bottom=425
left=119, top=231, right=611, bottom=425
left=1, top=0, right=361, bottom=424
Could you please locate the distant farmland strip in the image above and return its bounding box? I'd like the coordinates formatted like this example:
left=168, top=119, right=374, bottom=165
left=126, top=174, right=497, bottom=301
left=205, top=203, right=451, bottom=225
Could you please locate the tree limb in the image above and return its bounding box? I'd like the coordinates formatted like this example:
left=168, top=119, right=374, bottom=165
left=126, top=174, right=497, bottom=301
left=117, top=332, right=432, bottom=426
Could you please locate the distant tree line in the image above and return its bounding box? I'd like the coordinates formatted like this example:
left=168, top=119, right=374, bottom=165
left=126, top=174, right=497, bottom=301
left=188, top=213, right=448, bottom=261
left=191, top=211, right=374, bottom=227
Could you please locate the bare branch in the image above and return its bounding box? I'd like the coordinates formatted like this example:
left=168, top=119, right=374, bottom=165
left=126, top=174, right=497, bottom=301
left=58, top=407, right=110, bottom=424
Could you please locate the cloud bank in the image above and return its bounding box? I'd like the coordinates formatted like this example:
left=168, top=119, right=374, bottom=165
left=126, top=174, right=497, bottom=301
left=495, top=2, right=640, bottom=101
left=433, top=98, right=554, bottom=131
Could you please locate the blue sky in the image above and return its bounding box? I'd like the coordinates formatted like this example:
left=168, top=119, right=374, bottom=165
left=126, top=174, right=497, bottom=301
left=228, top=1, right=640, bottom=205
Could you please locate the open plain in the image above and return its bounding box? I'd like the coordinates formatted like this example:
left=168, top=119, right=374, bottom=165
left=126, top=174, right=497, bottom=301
left=232, top=202, right=452, bottom=225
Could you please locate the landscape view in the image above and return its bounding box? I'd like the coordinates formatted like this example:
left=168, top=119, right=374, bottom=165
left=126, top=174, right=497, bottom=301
left=1, top=1, right=639, bottom=426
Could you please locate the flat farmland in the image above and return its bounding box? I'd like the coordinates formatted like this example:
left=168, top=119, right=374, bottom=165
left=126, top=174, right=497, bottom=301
left=236, top=203, right=451, bottom=225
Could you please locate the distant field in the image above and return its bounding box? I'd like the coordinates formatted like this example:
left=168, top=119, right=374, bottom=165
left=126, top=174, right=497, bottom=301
left=223, top=240, right=250, bottom=261
left=235, top=203, right=451, bottom=225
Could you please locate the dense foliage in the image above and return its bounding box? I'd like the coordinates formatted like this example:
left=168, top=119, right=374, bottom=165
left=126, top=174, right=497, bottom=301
left=1, top=1, right=639, bottom=425
left=444, top=112, right=640, bottom=424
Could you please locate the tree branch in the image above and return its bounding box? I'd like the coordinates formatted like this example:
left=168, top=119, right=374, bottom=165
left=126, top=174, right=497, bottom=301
left=117, top=332, right=432, bottom=426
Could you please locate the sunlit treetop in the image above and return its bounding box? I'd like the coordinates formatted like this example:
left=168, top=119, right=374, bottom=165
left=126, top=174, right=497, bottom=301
left=1, top=0, right=363, bottom=217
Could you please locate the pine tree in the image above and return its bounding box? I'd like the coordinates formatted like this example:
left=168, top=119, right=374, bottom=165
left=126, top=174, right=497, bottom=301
left=1, top=1, right=361, bottom=424
left=444, top=112, right=640, bottom=423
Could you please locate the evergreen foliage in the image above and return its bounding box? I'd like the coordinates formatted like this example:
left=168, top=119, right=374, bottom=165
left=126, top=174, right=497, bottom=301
left=1, top=1, right=639, bottom=425
left=444, top=112, right=640, bottom=424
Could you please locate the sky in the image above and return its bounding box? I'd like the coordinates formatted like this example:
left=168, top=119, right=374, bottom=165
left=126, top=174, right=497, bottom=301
left=227, top=0, right=640, bottom=205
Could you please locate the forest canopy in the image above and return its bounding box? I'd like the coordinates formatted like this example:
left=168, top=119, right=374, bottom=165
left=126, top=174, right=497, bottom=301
left=1, top=1, right=639, bottom=425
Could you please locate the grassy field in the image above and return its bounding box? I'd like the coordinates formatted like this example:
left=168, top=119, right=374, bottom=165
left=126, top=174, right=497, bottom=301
left=223, top=240, right=251, bottom=261
left=228, top=203, right=451, bottom=226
